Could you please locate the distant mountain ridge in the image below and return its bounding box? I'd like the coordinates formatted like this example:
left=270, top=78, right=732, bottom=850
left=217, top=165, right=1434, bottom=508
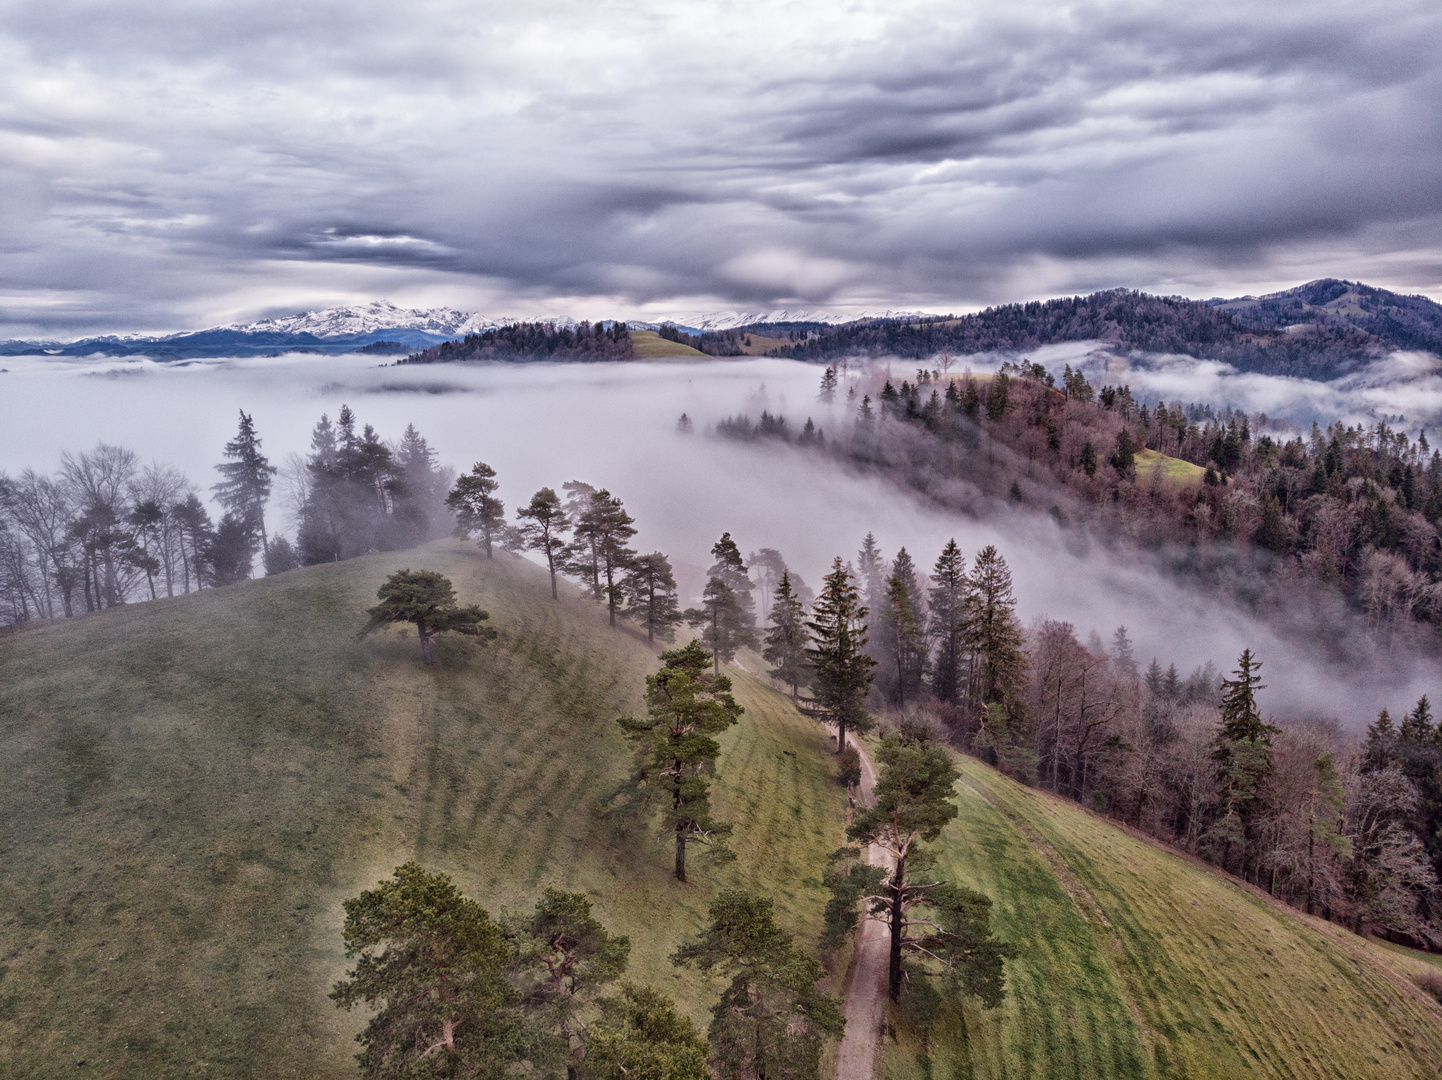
left=773, top=279, right=1442, bottom=377
left=0, top=301, right=905, bottom=359
left=3, top=280, right=1438, bottom=374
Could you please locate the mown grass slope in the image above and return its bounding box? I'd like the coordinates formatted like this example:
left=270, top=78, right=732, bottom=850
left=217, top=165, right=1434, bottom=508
left=0, top=541, right=847, bottom=1079
left=1136, top=448, right=1206, bottom=486
left=882, top=754, right=1442, bottom=1080
left=630, top=330, right=708, bottom=358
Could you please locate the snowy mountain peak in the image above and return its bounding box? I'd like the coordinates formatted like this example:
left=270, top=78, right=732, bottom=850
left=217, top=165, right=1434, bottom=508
left=216, top=300, right=507, bottom=339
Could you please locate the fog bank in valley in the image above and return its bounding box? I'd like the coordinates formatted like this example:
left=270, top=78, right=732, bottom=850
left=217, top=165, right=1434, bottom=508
left=1, top=352, right=1434, bottom=727
left=962, top=340, right=1442, bottom=432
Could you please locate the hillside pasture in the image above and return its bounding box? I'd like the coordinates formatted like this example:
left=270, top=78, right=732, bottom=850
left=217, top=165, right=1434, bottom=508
left=630, top=329, right=708, bottom=358
left=0, top=542, right=847, bottom=1079
left=880, top=754, right=1442, bottom=1080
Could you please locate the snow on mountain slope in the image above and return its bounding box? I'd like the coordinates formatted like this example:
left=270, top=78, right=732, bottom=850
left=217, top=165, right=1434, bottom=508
left=216, top=301, right=940, bottom=339
left=215, top=300, right=508, bottom=339
left=673, top=308, right=938, bottom=332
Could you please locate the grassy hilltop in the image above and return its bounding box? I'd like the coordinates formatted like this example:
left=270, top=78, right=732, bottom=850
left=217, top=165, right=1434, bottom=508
left=3, top=539, right=1441, bottom=1079
left=0, top=541, right=846, bottom=1078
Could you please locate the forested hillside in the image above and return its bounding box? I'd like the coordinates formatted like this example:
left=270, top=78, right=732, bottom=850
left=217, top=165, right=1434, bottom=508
left=723, top=363, right=1442, bottom=651
left=769, top=280, right=1442, bottom=377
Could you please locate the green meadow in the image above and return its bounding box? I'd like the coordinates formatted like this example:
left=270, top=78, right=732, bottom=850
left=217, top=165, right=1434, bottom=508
left=0, top=541, right=847, bottom=1078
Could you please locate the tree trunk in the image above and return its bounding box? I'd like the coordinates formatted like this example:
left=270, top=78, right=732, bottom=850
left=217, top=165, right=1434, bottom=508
left=674, top=823, right=687, bottom=883
left=547, top=554, right=558, bottom=600
left=419, top=624, right=435, bottom=665
left=837, top=717, right=847, bottom=755
left=888, top=854, right=906, bottom=1002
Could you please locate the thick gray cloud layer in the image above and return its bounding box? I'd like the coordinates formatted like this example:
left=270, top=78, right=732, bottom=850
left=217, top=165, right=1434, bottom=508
left=2, top=0, right=1440, bottom=334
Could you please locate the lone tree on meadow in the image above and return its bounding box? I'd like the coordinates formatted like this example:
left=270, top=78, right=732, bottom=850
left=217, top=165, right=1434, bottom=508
left=514, top=486, right=570, bottom=599
left=762, top=569, right=809, bottom=698
left=807, top=557, right=876, bottom=753
left=617, top=640, right=742, bottom=882
left=448, top=462, right=505, bottom=558
left=672, top=888, right=843, bottom=1080
left=212, top=409, right=276, bottom=558
left=824, top=729, right=1016, bottom=1005
left=359, top=569, right=495, bottom=665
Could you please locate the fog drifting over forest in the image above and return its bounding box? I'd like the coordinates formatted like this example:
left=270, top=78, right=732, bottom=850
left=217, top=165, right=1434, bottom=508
left=2, top=353, right=1436, bottom=727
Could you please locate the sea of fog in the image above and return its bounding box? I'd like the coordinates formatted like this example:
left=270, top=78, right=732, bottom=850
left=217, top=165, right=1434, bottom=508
left=2, top=350, right=1438, bottom=728
left=1015, top=341, right=1442, bottom=432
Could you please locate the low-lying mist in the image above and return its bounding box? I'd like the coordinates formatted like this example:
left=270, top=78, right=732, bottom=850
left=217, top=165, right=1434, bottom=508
left=957, top=340, right=1442, bottom=431
left=2, top=351, right=1435, bottom=728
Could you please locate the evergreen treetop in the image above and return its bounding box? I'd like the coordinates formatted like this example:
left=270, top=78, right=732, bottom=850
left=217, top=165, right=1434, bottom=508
left=1213, top=649, right=1278, bottom=752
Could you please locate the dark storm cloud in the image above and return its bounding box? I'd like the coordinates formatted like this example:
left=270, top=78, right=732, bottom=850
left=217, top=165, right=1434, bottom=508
left=1, top=0, right=1441, bottom=333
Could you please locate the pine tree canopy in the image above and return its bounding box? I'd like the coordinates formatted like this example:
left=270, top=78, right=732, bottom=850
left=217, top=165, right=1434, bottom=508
left=359, top=569, right=495, bottom=665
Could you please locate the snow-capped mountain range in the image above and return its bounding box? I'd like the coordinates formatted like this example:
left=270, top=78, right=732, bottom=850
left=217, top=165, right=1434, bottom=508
left=211, top=300, right=512, bottom=339
left=0, top=300, right=940, bottom=359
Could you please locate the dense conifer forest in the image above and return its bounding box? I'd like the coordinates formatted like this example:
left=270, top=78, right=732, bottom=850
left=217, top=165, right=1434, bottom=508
left=402, top=320, right=636, bottom=362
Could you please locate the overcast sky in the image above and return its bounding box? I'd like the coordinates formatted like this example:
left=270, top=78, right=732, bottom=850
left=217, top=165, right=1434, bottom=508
left=2, top=0, right=1441, bottom=336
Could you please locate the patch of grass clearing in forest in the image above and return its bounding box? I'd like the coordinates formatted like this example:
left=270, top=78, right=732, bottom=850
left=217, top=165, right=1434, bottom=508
left=1136, top=448, right=1206, bottom=486
left=881, top=754, right=1442, bottom=1080
left=0, top=541, right=847, bottom=1078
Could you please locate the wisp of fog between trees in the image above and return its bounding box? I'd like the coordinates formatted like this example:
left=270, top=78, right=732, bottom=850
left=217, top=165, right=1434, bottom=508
left=1, top=351, right=1439, bottom=726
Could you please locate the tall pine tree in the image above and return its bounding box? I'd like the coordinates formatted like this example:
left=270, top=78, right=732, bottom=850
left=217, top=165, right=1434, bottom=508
left=573, top=489, right=637, bottom=625
left=623, top=551, right=682, bottom=642
left=447, top=462, right=505, bottom=558
left=617, top=641, right=742, bottom=882
left=515, top=487, right=569, bottom=599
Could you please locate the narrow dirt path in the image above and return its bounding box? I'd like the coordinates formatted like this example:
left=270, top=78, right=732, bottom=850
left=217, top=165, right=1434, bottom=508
left=833, top=732, right=890, bottom=1080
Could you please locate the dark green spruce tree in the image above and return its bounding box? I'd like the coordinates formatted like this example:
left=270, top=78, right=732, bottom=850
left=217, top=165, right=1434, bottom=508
left=807, top=557, right=876, bottom=754
left=762, top=569, right=810, bottom=698
left=881, top=548, right=927, bottom=708
left=212, top=409, right=276, bottom=559
left=617, top=641, right=742, bottom=882
left=965, top=545, right=1027, bottom=726
left=1209, top=649, right=1280, bottom=878
left=927, top=539, right=968, bottom=705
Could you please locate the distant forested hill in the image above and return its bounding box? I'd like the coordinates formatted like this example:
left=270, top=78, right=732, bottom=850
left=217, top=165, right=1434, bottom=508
left=402, top=320, right=635, bottom=362
left=770, top=280, right=1442, bottom=377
